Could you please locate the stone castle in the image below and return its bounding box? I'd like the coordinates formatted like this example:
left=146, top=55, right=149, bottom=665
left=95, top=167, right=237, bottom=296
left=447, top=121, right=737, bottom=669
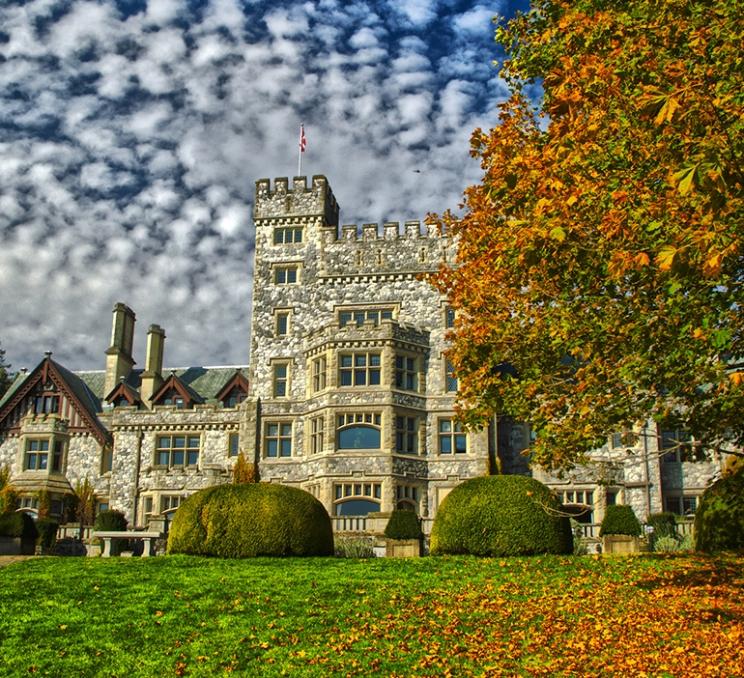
left=0, top=176, right=722, bottom=533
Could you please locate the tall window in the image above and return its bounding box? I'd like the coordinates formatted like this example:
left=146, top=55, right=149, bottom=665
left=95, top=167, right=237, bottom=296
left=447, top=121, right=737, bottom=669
left=273, top=226, right=303, bottom=244
left=155, top=435, right=200, bottom=467
left=24, top=439, right=49, bottom=470
left=661, top=429, right=695, bottom=462
left=272, top=362, right=290, bottom=397
left=310, top=416, right=324, bottom=454
left=339, top=352, right=381, bottom=387
left=438, top=419, right=466, bottom=454
left=228, top=432, right=240, bottom=457
left=396, top=484, right=419, bottom=511
left=265, top=422, right=292, bottom=457
left=445, top=360, right=458, bottom=392
left=395, top=356, right=417, bottom=391
left=274, top=265, right=298, bottom=284
left=395, top=416, right=418, bottom=455
left=312, top=356, right=327, bottom=392
left=337, top=413, right=381, bottom=449
left=445, top=306, right=455, bottom=328
left=275, top=311, right=289, bottom=336
left=52, top=440, right=64, bottom=472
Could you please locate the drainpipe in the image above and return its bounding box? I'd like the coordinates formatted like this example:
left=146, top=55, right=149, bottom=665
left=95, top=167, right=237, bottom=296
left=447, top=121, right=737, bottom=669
left=131, top=429, right=144, bottom=527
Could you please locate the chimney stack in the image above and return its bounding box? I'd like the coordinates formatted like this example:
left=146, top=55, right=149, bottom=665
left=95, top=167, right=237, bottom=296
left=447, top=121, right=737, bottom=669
left=139, top=324, right=166, bottom=407
left=104, top=303, right=136, bottom=397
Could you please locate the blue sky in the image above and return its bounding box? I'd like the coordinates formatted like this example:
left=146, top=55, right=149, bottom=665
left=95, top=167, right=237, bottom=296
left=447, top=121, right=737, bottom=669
left=0, top=0, right=528, bottom=372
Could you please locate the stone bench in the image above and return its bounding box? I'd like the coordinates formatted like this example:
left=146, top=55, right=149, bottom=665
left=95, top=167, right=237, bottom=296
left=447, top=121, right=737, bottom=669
left=94, top=531, right=161, bottom=557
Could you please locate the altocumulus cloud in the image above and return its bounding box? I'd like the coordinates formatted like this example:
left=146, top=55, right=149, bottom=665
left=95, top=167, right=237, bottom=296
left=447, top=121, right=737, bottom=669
left=0, top=0, right=526, bottom=372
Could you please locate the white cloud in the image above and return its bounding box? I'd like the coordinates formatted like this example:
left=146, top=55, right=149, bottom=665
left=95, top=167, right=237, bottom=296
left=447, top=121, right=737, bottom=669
left=0, top=0, right=519, bottom=371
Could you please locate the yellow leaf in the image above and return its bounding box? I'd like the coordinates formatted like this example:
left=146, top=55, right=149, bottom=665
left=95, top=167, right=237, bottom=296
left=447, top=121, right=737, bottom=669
left=657, top=246, right=677, bottom=271
left=655, top=96, right=680, bottom=125
left=566, top=195, right=577, bottom=207
left=634, top=252, right=650, bottom=268
left=673, top=165, right=697, bottom=195
left=550, top=226, right=566, bottom=242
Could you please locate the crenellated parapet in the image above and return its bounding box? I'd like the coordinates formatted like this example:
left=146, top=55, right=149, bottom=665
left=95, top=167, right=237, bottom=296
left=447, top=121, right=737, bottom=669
left=254, top=175, right=339, bottom=226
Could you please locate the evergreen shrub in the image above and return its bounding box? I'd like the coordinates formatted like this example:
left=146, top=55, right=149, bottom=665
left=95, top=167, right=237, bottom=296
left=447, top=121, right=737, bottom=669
left=167, top=483, right=334, bottom=557
left=599, top=505, right=642, bottom=537
left=335, top=537, right=375, bottom=558
left=384, top=509, right=423, bottom=540
left=430, top=475, right=573, bottom=556
left=647, top=512, right=678, bottom=550
left=36, top=518, right=59, bottom=550
left=94, top=509, right=128, bottom=531
left=0, top=511, right=38, bottom=540
left=694, top=464, right=744, bottom=553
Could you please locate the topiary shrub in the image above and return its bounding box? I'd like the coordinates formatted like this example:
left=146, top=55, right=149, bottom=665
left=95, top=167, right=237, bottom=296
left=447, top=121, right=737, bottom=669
left=94, top=509, right=128, bottom=531
left=430, top=475, right=573, bottom=557
left=694, top=464, right=744, bottom=553
left=167, top=483, right=334, bottom=557
left=36, top=518, right=59, bottom=551
left=599, top=505, right=642, bottom=537
left=0, top=511, right=38, bottom=540
left=384, top=509, right=423, bottom=540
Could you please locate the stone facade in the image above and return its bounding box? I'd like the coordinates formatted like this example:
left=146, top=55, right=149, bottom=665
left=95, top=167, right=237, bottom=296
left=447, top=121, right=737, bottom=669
left=0, top=175, right=725, bottom=533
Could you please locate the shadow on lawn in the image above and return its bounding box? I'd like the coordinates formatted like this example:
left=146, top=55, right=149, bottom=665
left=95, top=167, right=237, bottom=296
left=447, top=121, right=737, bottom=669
left=634, top=553, right=743, bottom=623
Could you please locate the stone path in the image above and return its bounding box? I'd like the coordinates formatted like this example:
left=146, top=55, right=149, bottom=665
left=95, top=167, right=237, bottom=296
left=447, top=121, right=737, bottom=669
left=0, top=555, right=39, bottom=568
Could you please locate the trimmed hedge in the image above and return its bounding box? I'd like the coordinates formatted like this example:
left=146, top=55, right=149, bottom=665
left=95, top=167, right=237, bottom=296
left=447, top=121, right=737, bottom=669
left=694, top=464, right=744, bottom=553
left=0, top=512, right=38, bottom=540
left=430, top=475, right=573, bottom=557
left=384, top=509, right=423, bottom=540
left=600, top=505, right=642, bottom=537
left=94, top=509, right=128, bottom=531
left=167, top=483, right=334, bottom=557
left=36, top=518, right=59, bottom=550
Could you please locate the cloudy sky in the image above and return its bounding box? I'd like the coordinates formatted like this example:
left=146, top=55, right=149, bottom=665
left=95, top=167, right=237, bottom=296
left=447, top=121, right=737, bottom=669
left=0, top=0, right=527, bottom=373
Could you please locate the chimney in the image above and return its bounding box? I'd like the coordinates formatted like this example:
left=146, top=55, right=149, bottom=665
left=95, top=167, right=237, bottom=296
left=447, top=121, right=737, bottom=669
left=139, top=324, right=166, bottom=407
left=104, top=303, right=136, bottom=397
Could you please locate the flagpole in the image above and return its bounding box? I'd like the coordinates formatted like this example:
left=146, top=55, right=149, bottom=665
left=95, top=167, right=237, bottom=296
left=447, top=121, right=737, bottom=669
left=297, top=123, right=303, bottom=177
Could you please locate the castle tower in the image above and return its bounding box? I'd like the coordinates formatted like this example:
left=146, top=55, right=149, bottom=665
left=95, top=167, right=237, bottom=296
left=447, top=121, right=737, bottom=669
left=104, top=303, right=136, bottom=396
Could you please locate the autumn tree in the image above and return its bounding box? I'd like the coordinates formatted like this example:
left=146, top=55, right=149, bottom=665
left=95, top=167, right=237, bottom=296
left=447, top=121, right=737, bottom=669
left=232, top=451, right=258, bottom=484
left=432, top=0, right=743, bottom=470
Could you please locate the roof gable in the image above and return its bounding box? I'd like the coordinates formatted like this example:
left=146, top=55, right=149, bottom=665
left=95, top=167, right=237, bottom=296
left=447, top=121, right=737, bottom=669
left=0, top=355, right=111, bottom=446
left=151, top=372, right=205, bottom=407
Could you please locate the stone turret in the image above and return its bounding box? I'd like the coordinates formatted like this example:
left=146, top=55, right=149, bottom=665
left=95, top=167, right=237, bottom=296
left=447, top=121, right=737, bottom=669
left=104, top=302, right=136, bottom=396
left=139, top=324, right=166, bottom=407
left=254, top=175, right=339, bottom=227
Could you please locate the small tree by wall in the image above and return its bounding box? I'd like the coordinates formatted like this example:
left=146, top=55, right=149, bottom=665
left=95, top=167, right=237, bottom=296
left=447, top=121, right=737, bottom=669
left=232, top=452, right=257, bottom=484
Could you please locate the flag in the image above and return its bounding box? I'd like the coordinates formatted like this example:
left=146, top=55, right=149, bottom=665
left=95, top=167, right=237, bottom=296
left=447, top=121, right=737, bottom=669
left=299, top=124, right=307, bottom=153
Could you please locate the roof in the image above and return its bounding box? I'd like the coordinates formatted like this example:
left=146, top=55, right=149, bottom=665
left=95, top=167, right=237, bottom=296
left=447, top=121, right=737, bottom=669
left=0, top=371, right=32, bottom=410
left=77, top=366, right=249, bottom=403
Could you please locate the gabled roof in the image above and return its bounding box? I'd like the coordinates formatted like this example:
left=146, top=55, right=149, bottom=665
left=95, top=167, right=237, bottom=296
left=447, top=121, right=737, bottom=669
left=215, top=369, right=251, bottom=402
left=151, top=371, right=205, bottom=407
left=0, top=355, right=111, bottom=446
left=104, top=379, right=142, bottom=406
left=77, top=366, right=249, bottom=403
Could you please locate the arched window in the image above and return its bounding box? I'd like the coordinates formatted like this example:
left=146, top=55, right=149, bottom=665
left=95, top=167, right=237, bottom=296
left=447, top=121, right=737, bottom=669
left=333, top=482, right=382, bottom=516
left=336, top=413, right=381, bottom=449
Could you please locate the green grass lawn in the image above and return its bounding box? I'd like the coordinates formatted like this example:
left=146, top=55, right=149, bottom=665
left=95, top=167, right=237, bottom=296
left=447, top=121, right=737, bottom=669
left=1, top=553, right=742, bottom=676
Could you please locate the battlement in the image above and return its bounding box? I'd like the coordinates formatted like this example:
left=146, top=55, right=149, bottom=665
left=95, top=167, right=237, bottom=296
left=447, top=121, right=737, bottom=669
left=254, top=175, right=339, bottom=226
left=336, top=220, right=444, bottom=241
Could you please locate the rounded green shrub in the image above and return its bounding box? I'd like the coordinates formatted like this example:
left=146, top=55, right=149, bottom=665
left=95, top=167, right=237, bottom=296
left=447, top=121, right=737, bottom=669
left=0, top=511, right=38, bottom=540
left=384, top=509, right=423, bottom=540
left=167, top=483, right=334, bottom=557
left=430, top=475, right=573, bottom=556
left=694, top=464, right=744, bottom=553
left=94, top=509, right=128, bottom=531
left=599, top=505, right=642, bottom=537
left=646, top=512, right=678, bottom=550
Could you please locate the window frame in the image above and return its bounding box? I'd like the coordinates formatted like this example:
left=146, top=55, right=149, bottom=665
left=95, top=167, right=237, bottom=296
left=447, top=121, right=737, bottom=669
left=311, top=355, right=327, bottom=392
left=444, top=359, right=458, bottom=393
left=228, top=432, right=240, bottom=457
left=273, top=264, right=300, bottom=285
left=338, top=351, right=381, bottom=388
left=438, top=418, right=467, bottom=455
left=273, top=226, right=303, bottom=244
left=337, top=306, right=395, bottom=328
left=274, top=309, right=290, bottom=336
left=24, top=438, right=50, bottom=471
left=310, top=415, right=324, bottom=454
left=394, top=355, right=418, bottom=392
left=336, top=412, right=382, bottom=450
left=154, top=433, right=201, bottom=469
left=264, top=421, right=293, bottom=458
left=272, top=360, right=291, bottom=398
left=395, top=415, right=418, bottom=455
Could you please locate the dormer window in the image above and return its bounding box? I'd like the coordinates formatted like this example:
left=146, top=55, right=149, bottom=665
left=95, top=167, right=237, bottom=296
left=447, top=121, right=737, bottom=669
left=161, top=389, right=186, bottom=408
left=215, top=371, right=250, bottom=408
left=223, top=387, right=246, bottom=408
